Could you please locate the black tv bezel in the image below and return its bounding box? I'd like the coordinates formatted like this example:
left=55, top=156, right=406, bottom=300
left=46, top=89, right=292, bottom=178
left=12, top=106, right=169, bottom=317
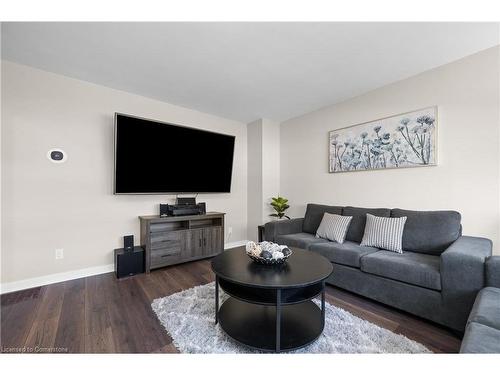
left=113, top=112, right=236, bottom=195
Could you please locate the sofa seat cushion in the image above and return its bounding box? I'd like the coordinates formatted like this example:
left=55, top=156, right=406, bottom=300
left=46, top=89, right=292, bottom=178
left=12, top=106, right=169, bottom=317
left=309, top=241, right=379, bottom=268
left=460, top=322, right=500, bottom=353
left=275, top=232, right=328, bottom=249
left=360, top=251, right=442, bottom=291
left=467, top=287, right=500, bottom=330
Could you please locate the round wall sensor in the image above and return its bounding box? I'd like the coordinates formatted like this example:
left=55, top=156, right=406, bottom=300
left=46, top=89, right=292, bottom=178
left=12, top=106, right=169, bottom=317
left=47, top=149, right=67, bottom=163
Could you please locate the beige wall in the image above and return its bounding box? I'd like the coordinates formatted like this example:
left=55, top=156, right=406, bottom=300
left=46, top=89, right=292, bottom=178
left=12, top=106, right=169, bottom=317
left=280, top=46, right=500, bottom=254
left=1, top=61, right=248, bottom=284
left=247, top=118, right=280, bottom=241
left=247, top=119, right=263, bottom=241
left=261, top=119, right=281, bottom=222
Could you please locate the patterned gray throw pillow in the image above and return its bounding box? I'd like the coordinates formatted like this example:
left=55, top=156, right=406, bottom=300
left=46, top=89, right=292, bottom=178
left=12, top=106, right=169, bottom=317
left=316, top=213, right=353, bottom=244
left=360, top=214, right=407, bottom=253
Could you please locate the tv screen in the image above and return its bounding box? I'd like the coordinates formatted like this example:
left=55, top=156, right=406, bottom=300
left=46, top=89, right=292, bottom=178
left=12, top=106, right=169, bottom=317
left=114, top=114, right=235, bottom=194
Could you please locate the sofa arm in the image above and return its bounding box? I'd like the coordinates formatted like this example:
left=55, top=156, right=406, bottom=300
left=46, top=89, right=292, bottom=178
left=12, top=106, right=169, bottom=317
left=440, top=236, right=492, bottom=330
left=264, top=218, right=304, bottom=242
left=486, top=256, right=500, bottom=288
left=441, top=236, right=492, bottom=292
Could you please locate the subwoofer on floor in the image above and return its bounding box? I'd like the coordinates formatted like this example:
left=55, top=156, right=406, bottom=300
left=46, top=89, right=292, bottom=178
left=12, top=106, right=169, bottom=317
left=114, top=246, right=145, bottom=278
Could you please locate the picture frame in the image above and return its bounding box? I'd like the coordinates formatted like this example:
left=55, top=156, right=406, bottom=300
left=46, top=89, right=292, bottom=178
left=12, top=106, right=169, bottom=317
left=328, top=106, right=437, bottom=173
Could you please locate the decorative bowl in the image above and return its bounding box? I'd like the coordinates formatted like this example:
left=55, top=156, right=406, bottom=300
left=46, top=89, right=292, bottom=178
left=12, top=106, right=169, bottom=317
left=245, top=241, right=292, bottom=265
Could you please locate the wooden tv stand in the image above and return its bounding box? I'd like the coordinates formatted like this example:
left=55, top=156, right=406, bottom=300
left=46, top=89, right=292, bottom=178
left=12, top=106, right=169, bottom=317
left=139, top=212, right=225, bottom=273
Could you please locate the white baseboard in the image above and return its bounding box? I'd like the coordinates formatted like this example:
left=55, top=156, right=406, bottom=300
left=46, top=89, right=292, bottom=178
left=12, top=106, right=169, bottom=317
left=0, top=264, right=115, bottom=295
left=0, top=240, right=249, bottom=295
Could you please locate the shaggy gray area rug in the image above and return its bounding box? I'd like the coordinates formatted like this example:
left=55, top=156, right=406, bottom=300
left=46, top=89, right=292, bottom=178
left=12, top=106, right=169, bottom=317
left=151, top=282, right=431, bottom=354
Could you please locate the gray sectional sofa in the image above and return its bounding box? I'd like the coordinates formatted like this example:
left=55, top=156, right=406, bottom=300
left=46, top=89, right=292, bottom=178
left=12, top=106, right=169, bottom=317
left=264, top=204, right=493, bottom=332
left=460, top=256, right=500, bottom=353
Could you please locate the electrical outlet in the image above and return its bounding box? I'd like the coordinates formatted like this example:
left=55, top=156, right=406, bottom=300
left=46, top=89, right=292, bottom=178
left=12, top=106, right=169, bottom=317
left=55, top=248, right=64, bottom=260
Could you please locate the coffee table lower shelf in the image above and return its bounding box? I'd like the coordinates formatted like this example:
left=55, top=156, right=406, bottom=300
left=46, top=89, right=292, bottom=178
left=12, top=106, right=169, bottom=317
left=218, top=297, right=323, bottom=352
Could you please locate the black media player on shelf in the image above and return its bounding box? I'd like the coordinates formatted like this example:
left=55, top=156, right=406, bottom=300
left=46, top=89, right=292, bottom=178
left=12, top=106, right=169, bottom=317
left=211, top=248, right=333, bottom=352
left=159, top=199, right=207, bottom=217
left=176, top=197, right=196, bottom=206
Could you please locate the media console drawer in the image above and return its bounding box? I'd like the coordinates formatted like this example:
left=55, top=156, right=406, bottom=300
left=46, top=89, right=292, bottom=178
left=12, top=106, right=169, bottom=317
left=150, top=249, right=182, bottom=267
left=139, top=212, right=225, bottom=272
left=150, top=231, right=185, bottom=250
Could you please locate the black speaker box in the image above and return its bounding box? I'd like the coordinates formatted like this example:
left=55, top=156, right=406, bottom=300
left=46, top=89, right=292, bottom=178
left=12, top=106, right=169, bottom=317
left=160, top=204, right=170, bottom=217
left=123, top=235, right=134, bottom=252
left=114, top=246, right=144, bottom=279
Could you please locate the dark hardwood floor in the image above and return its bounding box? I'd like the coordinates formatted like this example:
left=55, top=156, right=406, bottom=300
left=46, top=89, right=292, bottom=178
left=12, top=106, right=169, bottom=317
left=1, top=256, right=462, bottom=353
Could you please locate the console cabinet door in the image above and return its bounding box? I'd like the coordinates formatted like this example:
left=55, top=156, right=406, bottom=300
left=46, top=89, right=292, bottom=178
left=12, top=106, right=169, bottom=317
left=202, top=227, right=223, bottom=256
left=188, top=228, right=205, bottom=259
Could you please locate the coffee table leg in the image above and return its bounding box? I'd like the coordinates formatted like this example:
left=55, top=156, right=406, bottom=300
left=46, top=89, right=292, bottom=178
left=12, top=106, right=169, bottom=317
left=215, top=275, right=219, bottom=324
left=321, top=281, right=325, bottom=328
left=276, top=289, right=281, bottom=352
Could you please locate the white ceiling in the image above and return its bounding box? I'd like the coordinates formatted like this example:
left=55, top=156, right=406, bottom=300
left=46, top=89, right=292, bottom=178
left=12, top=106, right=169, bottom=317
left=2, top=22, right=499, bottom=123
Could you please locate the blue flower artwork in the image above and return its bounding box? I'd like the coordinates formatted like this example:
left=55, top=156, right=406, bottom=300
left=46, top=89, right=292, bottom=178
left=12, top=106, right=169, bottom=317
left=329, top=107, right=437, bottom=173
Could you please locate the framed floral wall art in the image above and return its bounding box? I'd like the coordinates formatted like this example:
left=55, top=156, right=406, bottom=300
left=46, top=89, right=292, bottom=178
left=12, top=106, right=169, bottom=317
left=328, top=107, right=437, bottom=173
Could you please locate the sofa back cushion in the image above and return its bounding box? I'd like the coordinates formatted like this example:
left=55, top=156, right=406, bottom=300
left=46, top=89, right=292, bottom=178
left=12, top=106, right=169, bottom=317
left=343, top=206, right=391, bottom=243
left=303, top=204, right=343, bottom=234
left=391, top=208, right=461, bottom=255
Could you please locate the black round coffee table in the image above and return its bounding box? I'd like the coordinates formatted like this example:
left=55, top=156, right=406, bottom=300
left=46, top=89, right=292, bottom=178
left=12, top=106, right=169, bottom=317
left=211, top=247, right=333, bottom=352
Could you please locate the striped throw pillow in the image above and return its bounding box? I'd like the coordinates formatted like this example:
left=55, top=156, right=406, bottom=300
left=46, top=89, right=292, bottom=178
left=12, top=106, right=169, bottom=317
left=316, top=213, right=353, bottom=244
left=360, top=214, right=407, bottom=253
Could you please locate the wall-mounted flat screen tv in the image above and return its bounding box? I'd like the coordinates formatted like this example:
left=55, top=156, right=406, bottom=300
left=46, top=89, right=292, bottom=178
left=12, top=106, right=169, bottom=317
left=114, top=113, right=235, bottom=194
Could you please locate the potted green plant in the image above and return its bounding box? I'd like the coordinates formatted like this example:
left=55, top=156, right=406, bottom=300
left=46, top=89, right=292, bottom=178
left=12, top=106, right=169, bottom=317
left=270, top=196, right=291, bottom=220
